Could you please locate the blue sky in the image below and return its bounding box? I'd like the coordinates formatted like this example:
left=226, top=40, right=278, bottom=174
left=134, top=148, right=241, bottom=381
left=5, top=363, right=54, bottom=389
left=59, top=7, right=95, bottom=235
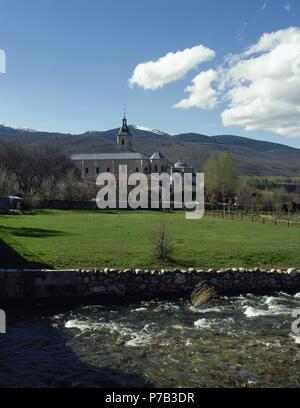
left=0, top=0, right=300, bottom=147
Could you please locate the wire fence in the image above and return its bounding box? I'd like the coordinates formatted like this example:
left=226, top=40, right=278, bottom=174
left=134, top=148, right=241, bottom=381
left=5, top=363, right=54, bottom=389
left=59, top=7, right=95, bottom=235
left=206, top=210, right=300, bottom=228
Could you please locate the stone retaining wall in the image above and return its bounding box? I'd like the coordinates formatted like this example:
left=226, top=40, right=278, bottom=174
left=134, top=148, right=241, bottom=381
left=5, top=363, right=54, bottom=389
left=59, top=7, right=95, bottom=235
left=0, top=267, right=300, bottom=301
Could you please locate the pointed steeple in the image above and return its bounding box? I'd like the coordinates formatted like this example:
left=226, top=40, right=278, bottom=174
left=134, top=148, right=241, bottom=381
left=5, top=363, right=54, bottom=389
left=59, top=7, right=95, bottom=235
left=117, top=111, right=133, bottom=151
left=120, top=114, right=130, bottom=134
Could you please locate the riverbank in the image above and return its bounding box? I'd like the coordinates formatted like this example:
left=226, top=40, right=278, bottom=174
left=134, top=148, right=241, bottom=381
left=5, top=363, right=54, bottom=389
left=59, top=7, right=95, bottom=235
left=0, top=267, right=300, bottom=301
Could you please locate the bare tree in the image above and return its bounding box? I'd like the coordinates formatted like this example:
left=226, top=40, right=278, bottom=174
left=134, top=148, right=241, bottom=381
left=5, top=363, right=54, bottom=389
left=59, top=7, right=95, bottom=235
left=0, top=141, right=79, bottom=197
left=0, top=166, right=19, bottom=196
left=152, top=222, right=173, bottom=262
left=272, top=189, right=285, bottom=214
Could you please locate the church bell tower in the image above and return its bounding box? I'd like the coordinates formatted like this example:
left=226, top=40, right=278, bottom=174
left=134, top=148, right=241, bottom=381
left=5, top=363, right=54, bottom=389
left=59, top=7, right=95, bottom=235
left=117, top=115, right=133, bottom=152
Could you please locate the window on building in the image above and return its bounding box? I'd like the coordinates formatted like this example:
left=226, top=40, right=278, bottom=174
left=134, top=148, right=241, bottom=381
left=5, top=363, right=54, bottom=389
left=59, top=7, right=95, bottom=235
left=144, top=167, right=148, bottom=172
left=96, top=167, right=100, bottom=174
left=85, top=168, right=89, bottom=174
left=136, top=167, right=139, bottom=172
left=122, top=139, right=125, bottom=145
left=107, top=167, right=110, bottom=172
left=161, top=165, right=164, bottom=172
left=154, top=165, right=158, bottom=172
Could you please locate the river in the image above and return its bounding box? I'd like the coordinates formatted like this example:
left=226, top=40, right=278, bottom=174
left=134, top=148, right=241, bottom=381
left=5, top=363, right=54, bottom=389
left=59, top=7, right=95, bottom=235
left=0, top=292, right=300, bottom=387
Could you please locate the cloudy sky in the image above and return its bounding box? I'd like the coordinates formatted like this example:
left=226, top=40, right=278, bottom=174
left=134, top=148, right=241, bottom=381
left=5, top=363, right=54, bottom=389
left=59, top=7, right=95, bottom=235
left=0, top=0, right=300, bottom=147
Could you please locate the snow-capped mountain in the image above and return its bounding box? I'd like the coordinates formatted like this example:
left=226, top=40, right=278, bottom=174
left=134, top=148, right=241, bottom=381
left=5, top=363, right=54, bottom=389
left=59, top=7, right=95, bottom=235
left=0, top=123, right=37, bottom=135
left=130, top=124, right=171, bottom=136
left=84, top=124, right=170, bottom=137
left=0, top=122, right=170, bottom=138
left=78, top=124, right=171, bottom=141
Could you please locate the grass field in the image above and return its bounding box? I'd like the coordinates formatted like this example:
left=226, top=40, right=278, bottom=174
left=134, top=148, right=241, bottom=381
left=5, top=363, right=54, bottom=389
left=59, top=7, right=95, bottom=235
left=0, top=209, right=299, bottom=269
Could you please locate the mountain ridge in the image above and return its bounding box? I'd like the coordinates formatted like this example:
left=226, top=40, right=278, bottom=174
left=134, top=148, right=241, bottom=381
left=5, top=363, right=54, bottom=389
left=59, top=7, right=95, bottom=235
left=0, top=123, right=299, bottom=176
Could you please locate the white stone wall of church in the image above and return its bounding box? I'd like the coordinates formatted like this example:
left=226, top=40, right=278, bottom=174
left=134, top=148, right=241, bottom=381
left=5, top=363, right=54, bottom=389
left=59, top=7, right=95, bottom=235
left=76, top=159, right=152, bottom=180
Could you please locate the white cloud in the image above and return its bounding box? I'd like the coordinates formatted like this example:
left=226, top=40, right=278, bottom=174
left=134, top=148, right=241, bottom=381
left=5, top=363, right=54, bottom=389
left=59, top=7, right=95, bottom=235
left=222, top=27, right=300, bottom=138
left=130, top=27, right=300, bottom=139
left=128, top=45, right=215, bottom=90
left=244, top=26, right=299, bottom=55
left=173, top=27, right=300, bottom=138
left=174, top=69, right=218, bottom=109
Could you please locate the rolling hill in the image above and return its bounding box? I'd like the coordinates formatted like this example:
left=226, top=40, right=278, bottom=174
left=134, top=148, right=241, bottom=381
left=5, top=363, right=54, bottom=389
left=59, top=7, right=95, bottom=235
left=0, top=123, right=299, bottom=176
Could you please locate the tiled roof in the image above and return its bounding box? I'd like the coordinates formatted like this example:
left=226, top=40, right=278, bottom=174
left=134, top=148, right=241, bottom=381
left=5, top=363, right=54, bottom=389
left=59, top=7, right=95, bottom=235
left=71, top=152, right=149, bottom=160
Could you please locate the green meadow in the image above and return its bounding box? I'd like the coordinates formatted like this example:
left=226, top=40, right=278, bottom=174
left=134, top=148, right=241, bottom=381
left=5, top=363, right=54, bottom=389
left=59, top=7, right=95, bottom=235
left=0, top=209, right=299, bottom=269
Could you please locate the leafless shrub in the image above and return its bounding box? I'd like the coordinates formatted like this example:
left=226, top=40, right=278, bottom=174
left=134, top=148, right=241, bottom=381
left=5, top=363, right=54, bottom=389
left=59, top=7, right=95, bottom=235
left=152, top=222, right=173, bottom=262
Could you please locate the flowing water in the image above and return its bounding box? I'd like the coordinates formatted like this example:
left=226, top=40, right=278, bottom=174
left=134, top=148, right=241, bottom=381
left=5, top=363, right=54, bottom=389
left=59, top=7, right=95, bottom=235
left=1, top=293, right=300, bottom=387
